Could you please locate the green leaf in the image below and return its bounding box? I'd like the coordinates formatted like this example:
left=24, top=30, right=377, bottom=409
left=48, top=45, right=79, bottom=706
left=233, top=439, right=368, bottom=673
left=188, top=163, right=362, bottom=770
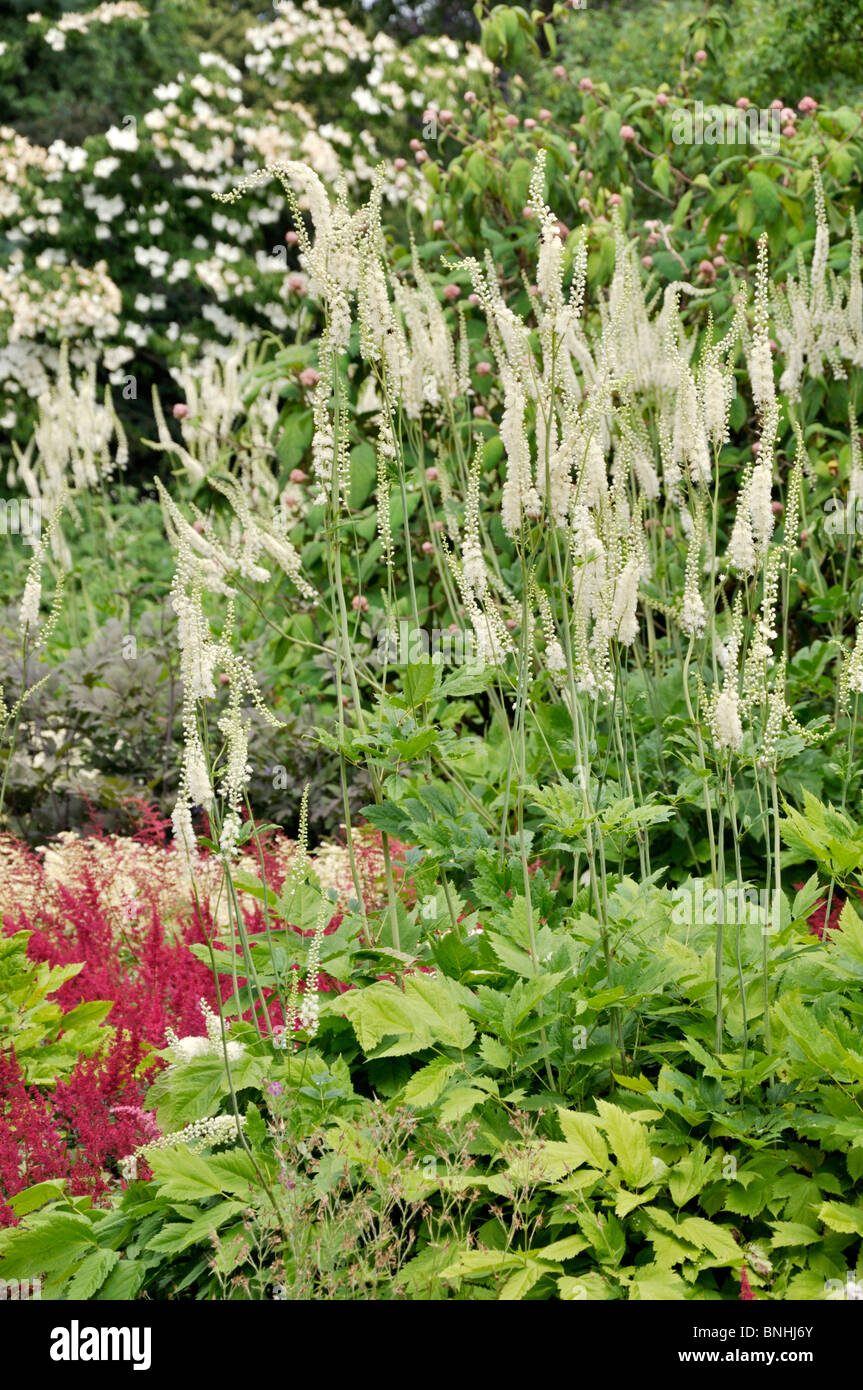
left=676, top=1216, right=743, bottom=1265
left=508, top=158, right=533, bottom=212
left=64, top=1248, right=120, bottom=1300
left=557, top=1109, right=609, bottom=1170
left=630, top=1265, right=690, bottom=1300
left=770, top=1221, right=821, bottom=1248
left=97, top=1259, right=147, bottom=1301
left=145, top=1202, right=247, bottom=1255
left=340, top=973, right=475, bottom=1055
left=349, top=442, right=377, bottom=508
left=0, top=1215, right=96, bottom=1277
left=403, top=659, right=437, bottom=708
left=7, top=1182, right=66, bottom=1218
left=403, top=1058, right=460, bottom=1108
left=747, top=170, right=782, bottom=222
left=439, top=1085, right=489, bottom=1123
left=479, top=1034, right=511, bottom=1069
left=668, top=1143, right=714, bottom=1206
left=146, top=1147, right=254, bottom=1202
left=594, top=1099, right=654, bottom=1188
left=819, top=1200, right=863, bottom=1236
left=498, top=1259, right=552, bottom=1299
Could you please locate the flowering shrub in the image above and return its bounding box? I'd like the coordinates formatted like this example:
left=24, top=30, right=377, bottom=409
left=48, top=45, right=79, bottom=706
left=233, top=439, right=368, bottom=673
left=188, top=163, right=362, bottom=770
left=5, top=0, right=863, bottom=1310
left=0, top=0, right=492, bottom=444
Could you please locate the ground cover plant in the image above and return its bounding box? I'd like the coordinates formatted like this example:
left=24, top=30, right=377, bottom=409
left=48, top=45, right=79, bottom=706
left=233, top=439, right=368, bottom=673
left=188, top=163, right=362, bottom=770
left=1, top=0, right=863, bottom=1306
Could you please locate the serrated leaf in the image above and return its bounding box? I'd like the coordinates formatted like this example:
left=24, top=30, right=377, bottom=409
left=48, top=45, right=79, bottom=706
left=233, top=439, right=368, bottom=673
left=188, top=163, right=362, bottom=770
left=403, top=1058, right=460, bottom=1108
left=770, top=1221, right=821, bottom=1248
left=819, top=1200, right=863, bottom=1236
left=557, top=1109, right=609, bottom=1170
left=594, top=1099, right=654, bottom=1188
left=64, top=1248, right=120, bottom=1300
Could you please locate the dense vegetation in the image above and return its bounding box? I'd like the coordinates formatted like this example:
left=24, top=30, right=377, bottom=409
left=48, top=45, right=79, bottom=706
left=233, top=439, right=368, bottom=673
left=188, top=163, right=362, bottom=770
left=1, top=0, right=863, bottom=1304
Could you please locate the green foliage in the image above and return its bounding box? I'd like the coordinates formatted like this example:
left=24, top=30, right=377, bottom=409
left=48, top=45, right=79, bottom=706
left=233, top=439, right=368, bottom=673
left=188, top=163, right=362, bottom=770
left=0, top=931, right=115, bottom=1084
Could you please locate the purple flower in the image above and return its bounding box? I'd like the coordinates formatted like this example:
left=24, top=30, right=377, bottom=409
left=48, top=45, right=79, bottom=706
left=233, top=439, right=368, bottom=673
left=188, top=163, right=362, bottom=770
left=267, top=1081, right=284, bottom=1097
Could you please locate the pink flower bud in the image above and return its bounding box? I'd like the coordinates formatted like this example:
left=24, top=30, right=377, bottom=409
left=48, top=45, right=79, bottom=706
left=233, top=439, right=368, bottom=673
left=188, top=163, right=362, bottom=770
left=299, top=367, right=320, bottom=387
left=435, top=520, right=444, bottom=531
left=578, top=197, right=591, bottom=213
left=506, top=618, right=518, bottom=631
left=539, top=108, right=552, bottom=122
left=476, top=361, right=492, bottom=376
left=771, top=99, right=783, bottom=110
left=712, top=255, right=725, bottom=268
left=422, top=109, right=435, bottom=124
left=393, top=156, right=407, bottom=170
left=556, top=220, right=569, bottom=238
left=287, top=273, right=305, bottom=292
left=524, top=118, right=537, bottom=130
left=641, top=254, right=653, bottom=268
left=736, top=97, right=750, bottom=110
left=439, top=109, right=454, bottom=124
left=609, top=192, right=623, bottom=206
left=289, top=468, right=308, bottom=483
left=285, top=230, right=299, bottom=245
left=443, top=284, right=460, bottom=301
left=798, top=95, right=818, bottom=114
left=800, top=529, right=809, bottom=543
left=425, top=466, right=439, bottom=481
left=695, top=49, right=707, bottom=63
left=665, top=526, right=674, bottom=538
left=583, top=170, right=592, bottom=181
left=409, top=138, right=422, bottom=151
left=473, top=405, right=488, bottom=418
left=415, top=149, right=428, bottom=164
left=697, top=259, right=717, bottom=282
left=464, top=90, right=477, bottom=104
left=219, top=672, right=231, bottom=686
left=193, top=519, right=205, bottom=533
left=351, top=595, right=369, bottom=613
left=781, top=108, right=796, bottom=123
left=523, top=206, right=534, bottom=218
left=620, top=124, right=637, bottom=141
left=433, top=218, right=445, bottom=232
left=172, top=403, right=189, bottom=420
left=782, top=124, right=796, bottom=139
left=771, top=500, right=784, bottom=514
left=421, top=541, right=434, bottom=555
left=656, top=92, right=669, bottom=107
left=752, top=441, right=761, bottom=456
left=505, top=114, right=519, bottom=129
left=468, top=293, right=479, bottom=305
left=553, top=65, right=567, bottom=79
left=578, top=77, right=594, bottom=92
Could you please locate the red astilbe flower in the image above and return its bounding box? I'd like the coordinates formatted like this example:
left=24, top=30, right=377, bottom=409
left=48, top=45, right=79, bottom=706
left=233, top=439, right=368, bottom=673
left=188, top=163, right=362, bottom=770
left=794, top=881, right=863, bottom=941
left=739, top=1267, right=755, bottom=1301
left=0, top=1048, right=69, bottom=1226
